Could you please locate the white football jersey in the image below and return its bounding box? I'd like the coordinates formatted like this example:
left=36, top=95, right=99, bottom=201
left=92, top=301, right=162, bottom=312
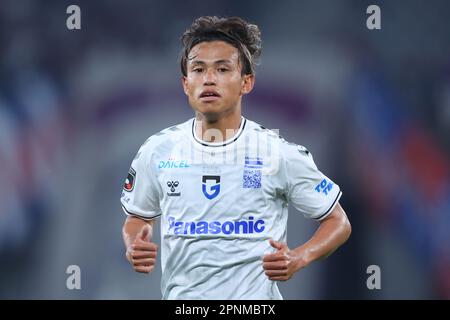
left=120, top=117, right=342, bottom=300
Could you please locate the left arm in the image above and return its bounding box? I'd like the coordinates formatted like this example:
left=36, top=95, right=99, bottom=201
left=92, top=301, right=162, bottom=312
left=263, top=202, right=351, bottom=281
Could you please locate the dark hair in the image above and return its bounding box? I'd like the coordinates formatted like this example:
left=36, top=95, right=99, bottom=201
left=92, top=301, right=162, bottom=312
left=180, top=16, right=262, bottom=76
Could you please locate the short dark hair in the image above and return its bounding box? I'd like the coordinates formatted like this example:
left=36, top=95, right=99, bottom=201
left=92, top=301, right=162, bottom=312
left=180, top=16, right=262, bottom=77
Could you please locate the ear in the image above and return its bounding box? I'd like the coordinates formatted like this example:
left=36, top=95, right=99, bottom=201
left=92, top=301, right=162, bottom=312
left=241, top=74, right=255, bottom=95
left=181, top=76, right=189, bottom=96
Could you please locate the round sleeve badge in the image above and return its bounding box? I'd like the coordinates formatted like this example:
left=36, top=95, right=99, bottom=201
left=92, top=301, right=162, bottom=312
left=123, top=167, right=136, bottom=192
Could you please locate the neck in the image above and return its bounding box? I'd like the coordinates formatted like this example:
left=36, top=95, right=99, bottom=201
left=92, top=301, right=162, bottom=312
left=195, top=108, right=242, bottom=143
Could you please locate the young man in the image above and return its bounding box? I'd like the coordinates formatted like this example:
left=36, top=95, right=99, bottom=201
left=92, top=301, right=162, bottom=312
left=121, top=16, right=351, bottom=300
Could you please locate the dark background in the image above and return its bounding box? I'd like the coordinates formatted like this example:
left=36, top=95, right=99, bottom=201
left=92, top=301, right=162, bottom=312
left=0, top=0, right=449, bottom=299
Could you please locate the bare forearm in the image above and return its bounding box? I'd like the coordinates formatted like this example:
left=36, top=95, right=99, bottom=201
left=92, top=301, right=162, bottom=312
left=122, top=216, right=154, bottom=249
left=122, top=216, right=158, bottom=273
left=292, top=203, right=351, bottom=270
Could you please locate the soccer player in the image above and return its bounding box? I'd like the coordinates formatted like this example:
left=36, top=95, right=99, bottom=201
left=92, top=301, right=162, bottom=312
left=121, top=16, right=351, bottom=299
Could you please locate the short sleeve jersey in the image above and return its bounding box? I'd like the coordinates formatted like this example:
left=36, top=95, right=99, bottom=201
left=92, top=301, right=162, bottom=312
left=121, top=117, right=341, bottom=299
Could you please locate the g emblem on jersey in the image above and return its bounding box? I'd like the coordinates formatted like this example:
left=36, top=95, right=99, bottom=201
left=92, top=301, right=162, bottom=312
left=202, top=175, right=220, bottom=200
left=123, top=167, right=136, bottom=192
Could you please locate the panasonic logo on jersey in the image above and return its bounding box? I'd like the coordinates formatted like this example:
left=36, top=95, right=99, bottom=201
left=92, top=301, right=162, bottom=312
left=167, top=216, right=265, bottom=235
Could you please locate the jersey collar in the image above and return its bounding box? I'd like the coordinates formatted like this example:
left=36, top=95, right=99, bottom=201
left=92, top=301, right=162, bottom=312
left=191, top=116, right=247, bottom=147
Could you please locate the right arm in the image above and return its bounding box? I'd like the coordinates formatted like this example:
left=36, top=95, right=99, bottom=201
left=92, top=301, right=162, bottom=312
left=121, top=138, right=161, bottom=274
left=122, top=215, right=158, bottom=274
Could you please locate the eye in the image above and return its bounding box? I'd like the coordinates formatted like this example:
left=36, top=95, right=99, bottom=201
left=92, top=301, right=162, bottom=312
left=192, top=68, right=203, bottom=73
left=218, top=68, right=229, bottom=72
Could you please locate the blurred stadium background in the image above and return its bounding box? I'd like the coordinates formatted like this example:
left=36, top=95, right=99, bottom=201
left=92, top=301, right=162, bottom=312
left=0, top=0, right=449, bottom=299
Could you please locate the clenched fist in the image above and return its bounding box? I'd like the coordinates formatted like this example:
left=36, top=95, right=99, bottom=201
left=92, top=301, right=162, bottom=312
left=126, top=225, right=158, bottom=274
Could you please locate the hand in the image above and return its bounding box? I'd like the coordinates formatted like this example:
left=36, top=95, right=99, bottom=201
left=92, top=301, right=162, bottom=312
left=262, top=239, right=300, bottom=281
left=126, top=224, right=158, bottom=274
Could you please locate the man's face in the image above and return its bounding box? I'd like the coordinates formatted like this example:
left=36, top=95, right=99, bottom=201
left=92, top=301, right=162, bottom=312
left=182, top=41, right=254, bottom=120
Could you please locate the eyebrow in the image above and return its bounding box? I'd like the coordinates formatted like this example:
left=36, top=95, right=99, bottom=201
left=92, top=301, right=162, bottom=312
left=189, top=59, right=233, bottom=66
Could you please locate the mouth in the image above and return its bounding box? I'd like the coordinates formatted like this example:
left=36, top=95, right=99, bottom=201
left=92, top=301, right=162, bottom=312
left=199, top=90, right=221, bottom=102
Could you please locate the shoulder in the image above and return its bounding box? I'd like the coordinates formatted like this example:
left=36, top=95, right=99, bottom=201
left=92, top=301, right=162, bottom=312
left=136, top=119, right=192, bottom=157
left=245, top=118, right=311, bottom=157
left=244, top=119, right=284, bottom=146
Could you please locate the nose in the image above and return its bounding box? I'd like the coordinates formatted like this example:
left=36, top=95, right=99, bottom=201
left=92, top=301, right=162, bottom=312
left=203, top=69, right=217, bottom=86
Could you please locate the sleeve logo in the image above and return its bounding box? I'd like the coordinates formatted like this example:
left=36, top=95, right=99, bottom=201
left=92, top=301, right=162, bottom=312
left=315, top=178, right=333, bottom=195
left=123, top=167, right=136, bottom=192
